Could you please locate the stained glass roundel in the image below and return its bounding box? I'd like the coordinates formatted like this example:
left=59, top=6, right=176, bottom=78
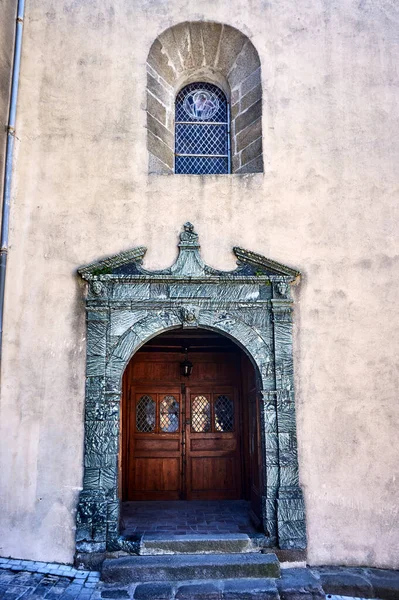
left=183, top=89, right=220, bottom=120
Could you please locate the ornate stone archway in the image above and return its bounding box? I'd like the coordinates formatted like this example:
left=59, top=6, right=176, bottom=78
left=75, top=224, right=306, bottom=559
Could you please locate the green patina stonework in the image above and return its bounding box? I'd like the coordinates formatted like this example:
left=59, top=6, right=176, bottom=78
left=76, top=223, right=306, bottom=556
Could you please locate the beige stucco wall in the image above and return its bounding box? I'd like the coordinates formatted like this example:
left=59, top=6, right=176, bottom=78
left=0, top=0, right=398, bottom=568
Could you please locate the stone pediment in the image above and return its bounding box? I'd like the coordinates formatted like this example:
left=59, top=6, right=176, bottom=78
left=78, top=223, right=300, bottom=283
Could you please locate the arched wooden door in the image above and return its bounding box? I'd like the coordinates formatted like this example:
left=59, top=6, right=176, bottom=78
left=123, top=347, right=243, bottom=501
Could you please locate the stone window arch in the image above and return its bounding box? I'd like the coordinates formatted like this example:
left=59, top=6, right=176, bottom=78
left=147, top=22, right=263, bottom=175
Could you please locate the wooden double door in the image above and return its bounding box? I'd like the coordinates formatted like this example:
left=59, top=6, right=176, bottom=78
left=123, top=352, right=242, bottom=501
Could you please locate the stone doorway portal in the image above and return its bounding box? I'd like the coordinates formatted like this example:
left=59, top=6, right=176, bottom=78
left=75, top=223, right=306, bottom=561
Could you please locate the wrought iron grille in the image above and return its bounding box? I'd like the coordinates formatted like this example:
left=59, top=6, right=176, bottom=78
left=175, top=82, right=230, bottom=175
left=160, top=395, right=179, bottom=432
left=214, top=395, right=234, bottom=432
left=136, top=395, right=156, bottom=432
left=191, top=395, right=211, bottom=432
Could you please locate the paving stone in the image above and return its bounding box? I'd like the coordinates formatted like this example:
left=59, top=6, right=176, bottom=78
left=315, top=568, right=374, bottom=598
left=175, top=581, right=222, bottom=599
left=222, top=577, right=279, bottom=599
left=367, top=567, right=399, bottom=600
left=277, top=568, right=325, bottom=599
left=100, top=591, right=129, bottom=599
left=134, top=583, right=174, bottom=600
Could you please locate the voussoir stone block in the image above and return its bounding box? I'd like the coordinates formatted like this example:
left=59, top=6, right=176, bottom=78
left=217, top=25, right=246, bottom=73
left=200, top=22, right=223, bottom=67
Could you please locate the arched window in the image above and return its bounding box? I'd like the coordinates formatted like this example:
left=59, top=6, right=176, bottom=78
left=147, top=22, right=263, bottom=175
left=175, top=83, right=230, bottom=175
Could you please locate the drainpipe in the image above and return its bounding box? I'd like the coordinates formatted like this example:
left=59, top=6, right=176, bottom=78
left=0, top=0, right=25, bottom=365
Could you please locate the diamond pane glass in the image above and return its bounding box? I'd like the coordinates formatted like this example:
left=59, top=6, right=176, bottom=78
left=175, top=82, right=229, bottom=175
left=176, top=124, right=227, bottom=155
left=136, top=395, right=156, bottom=432
left=160, top=395, right=179, bottom=433
left=175, top=156, right=228, bottom=175
left=214, top=395, right=234, bottom=432
left=191, top=395, right=211, bottom=433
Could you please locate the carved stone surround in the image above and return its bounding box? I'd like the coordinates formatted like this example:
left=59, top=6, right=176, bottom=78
left=75, top=223, right=306, bottom=557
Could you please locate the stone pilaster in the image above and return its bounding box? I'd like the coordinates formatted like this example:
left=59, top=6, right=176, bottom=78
left=271, top=294, right=306, bottom=550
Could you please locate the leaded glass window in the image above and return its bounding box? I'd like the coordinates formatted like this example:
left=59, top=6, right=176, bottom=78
left=175, top=83, right=230, bottom=175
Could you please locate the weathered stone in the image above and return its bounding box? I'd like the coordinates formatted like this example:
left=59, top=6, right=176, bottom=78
left=147, top=131, right=174, bottom=169
left=367, top=567, right=399, bottom=600
left=140, top=534, right=258, bottom=555
left=134, top=583, right=174, bottom=600
left=200, top=23, right=222, bottom=67
left=277, top=568, right=325, bottom=599
left=315, top=567, right=373, bottom=597
left=175, top=581, right=222, bottom=599
left=101, top=553, right=280, bottom=583
left=147, top=114, right=173, bottom=149
left=236, top=118, right=261, bottom=154
left=147, top=38, right=176, bottom=83
left=171, top=23, right=193, bottom=71
left=147, top=92, right=167, bottom=126
left=101, top=590, right=129, bottom=599
left=234, top=100, right=262, bottom=135
left=217, top=25, right=246, bottom=74
left=240, top=68, right=262, bottom=97
left=223, top=577, right=279, bottom=599
left=229, top=42, right=261, bottom=90
left=189, top=22, right=205, bottom=68
left=149, top=152, right=172, bottom=174
left=240, top=84, right=262, bottom=114
left=236, top=154, right=263, bottom=174
left=158, top=27, right=183, bottom=74
left=146, top=73, right=173, bottom=108
left=241, top=137, right=262, bottom=168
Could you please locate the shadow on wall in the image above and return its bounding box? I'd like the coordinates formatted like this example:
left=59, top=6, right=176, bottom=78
left=146, top=22, right=263, bottom=175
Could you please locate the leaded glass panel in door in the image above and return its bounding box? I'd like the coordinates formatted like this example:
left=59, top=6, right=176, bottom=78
left=160, top=395, right=180, bottom=432
left=136, top=394, right=156, bottom=432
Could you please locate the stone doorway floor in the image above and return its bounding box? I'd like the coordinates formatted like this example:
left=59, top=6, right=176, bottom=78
left=120, top=500, right=259, bottom=536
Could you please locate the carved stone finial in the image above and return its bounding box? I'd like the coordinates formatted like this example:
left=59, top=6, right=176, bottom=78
left=179, top=222, right=199, bottom=245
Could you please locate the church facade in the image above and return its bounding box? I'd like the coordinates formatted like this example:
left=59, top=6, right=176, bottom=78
left=0, top=0, right=399, bottom=569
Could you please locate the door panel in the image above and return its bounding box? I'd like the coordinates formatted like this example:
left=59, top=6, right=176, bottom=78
left=186, top=386, right=241, bottom=500
left=128, top=388, right=182, bottom=500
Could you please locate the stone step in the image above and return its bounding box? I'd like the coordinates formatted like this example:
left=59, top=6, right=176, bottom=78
left=139, top=533, right=261, bottom=555
left=133, top=578, right=281, bottom=599
left=102, top=552, right=280, bottom=584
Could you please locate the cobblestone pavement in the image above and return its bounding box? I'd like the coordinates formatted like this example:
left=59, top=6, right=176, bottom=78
left=0, top=558, right=100, bottom=600
left=121, top=500, right=258, bottom=536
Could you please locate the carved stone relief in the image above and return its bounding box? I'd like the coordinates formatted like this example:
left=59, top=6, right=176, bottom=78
left=76, top=224, right=306, bottom=558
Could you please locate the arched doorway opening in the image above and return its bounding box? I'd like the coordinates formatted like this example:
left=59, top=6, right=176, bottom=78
left=120, top=328, right=264, bottom=534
